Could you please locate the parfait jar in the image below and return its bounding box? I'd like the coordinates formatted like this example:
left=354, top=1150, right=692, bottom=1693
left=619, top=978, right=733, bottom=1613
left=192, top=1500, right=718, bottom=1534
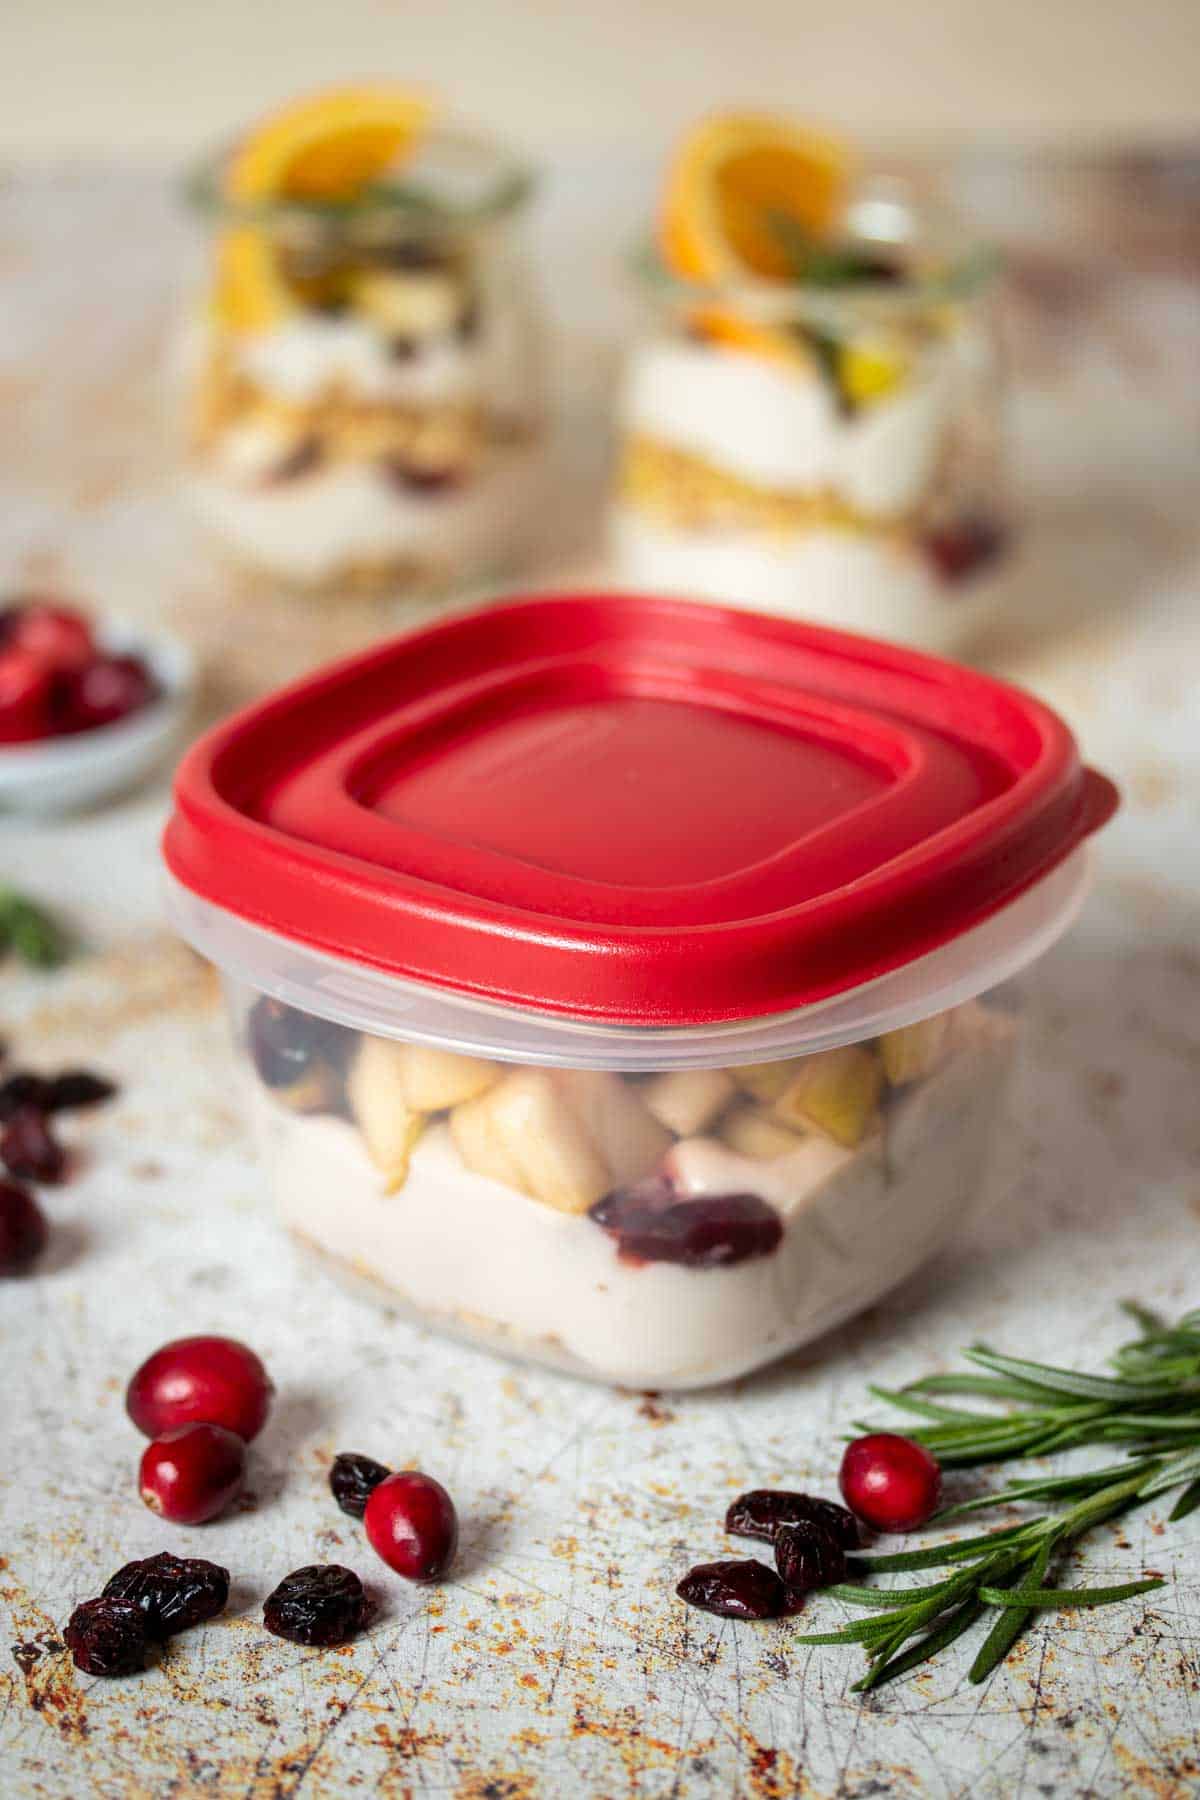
left=180, top=129, right=546, bottom=594
left=611, top=182, right=1010, bottom=654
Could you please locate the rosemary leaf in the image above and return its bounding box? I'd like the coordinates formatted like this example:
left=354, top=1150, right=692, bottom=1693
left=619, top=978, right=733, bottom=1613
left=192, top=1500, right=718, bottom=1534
left=1169, top=1479, right=1200, bottom=1522
left=855, top=1596, right=986, bottom=1692
left=977, top=1578, right=1163, bottom=1610
left=968, top=1542, right=1050, bottom=1684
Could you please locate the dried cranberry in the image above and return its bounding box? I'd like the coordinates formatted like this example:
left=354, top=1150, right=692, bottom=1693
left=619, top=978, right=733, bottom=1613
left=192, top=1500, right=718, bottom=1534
left=268, top=437, right=323, bottom=484
left=263, top=1565, right=372, bottom=1646
left=45, top=1069, right=117, bottom=1112
left=247, top=997, right=347, bottom=1091
left=590, top=1178, right=782, bottom=1268
left=102, top=1553, right=229, bottom=1639
left=0, top=1073, right=53, bottom=1121
left=63, top=1596, right=147, bottom=1676
left=330, top=1452, right=392, bottom=1520
left=725, top=1489, right=860, bottom=1550
left=456, top=297, right=481, bottom=342
left=923, top=515, right=1008, bottom=585
left=0, top=1178, right=48, bottom=1274
left=126, top=1334, right=274, bottom=1442
left=840, top=1433, right=942, bottom=1532
left=774, top=1519, right=846, bottom=1594
left=1, top=1108, right=66, bottom=1184
left=676, top=1559, right=788, bottom=1620
left=384, top=460, right=463, bottom=495
left=139, top=1423, right=246, bottom=1525
left=364, top=1471, right=458, bottom=1581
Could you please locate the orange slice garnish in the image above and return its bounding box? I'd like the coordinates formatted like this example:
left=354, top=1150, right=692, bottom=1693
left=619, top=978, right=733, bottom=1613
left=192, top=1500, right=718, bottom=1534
left=214, top=84, right=433, bottom=334
left=659, top=112, right=852, bottom=361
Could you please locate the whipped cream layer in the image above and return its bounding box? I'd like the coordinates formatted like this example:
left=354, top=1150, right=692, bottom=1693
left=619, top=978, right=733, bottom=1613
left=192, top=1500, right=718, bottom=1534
left=620, top=340, right=955, bottom=517
left=257, top=1009, right=1016, bottom=1389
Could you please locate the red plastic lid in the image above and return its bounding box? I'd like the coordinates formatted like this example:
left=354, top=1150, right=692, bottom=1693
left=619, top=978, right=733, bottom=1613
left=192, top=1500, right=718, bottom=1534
left=164, top=593, right=1117, bottom=1026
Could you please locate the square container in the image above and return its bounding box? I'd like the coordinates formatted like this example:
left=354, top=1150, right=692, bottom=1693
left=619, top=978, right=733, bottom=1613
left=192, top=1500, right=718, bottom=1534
left=164, top=593, right=1116, bottom=1388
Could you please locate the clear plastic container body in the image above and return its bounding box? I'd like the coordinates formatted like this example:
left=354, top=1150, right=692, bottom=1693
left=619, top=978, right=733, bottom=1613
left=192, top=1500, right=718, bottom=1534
left=610, top=182, right=1009, bottom=655
left=179, top=131, right=547, bottom=593
left=226, top=976, right=1018, bottom=1390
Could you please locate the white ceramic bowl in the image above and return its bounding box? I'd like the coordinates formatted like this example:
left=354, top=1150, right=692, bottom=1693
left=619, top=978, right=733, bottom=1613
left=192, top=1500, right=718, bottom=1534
left=0, top=624, right=196, bottom=814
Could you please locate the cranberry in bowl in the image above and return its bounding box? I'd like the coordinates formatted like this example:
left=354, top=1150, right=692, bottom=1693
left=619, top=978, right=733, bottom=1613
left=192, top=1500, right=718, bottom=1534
left=163, top=592, right=1116, bottom=1389
left=0, top=597, right=194, bottom=813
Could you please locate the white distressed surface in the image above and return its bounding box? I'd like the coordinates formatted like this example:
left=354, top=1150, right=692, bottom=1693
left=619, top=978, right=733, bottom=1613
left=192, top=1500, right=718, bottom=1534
left=1, top=163, right=1199, bottom=1799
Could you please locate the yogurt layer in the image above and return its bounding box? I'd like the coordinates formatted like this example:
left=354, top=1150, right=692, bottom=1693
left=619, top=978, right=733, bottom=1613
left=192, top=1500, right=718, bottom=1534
left=256, top=1007, right=1017, bottom=1389
left=611, top=510, right=1007, bottom=655
left=189, top=442, right=546, bottom=586
left=620, top=340, right=955, bottom=516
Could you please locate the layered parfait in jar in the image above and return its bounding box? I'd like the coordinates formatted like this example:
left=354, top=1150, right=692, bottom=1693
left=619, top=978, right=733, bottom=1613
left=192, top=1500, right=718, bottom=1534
left=164, top=594, right=1117, bottom=1390
left=612, top=115, right=1009, bottom=653
left=182, top=86, right=545, bottom=591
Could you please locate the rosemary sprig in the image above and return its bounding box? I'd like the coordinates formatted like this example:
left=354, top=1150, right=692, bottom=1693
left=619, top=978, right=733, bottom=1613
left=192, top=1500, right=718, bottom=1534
left=0, top=887, right=69, bottom=968
left=797, top=1305, right=1200, bottom=1690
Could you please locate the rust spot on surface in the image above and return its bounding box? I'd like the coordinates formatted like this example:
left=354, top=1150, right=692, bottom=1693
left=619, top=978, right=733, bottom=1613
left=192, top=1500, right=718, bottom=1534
left=3, top=1584, right=88, bottom=1741
left=455, top=1776, right=538, bottom=1800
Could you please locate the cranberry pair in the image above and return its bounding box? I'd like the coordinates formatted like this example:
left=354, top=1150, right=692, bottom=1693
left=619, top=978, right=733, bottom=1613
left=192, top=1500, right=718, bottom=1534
left=329, top=1451, right=457, bottom=1583
left=0, top=599, right=157, bottom=744
left=64, top=1553, right=229, bottom=1675
left=0, top=1066, right=116, bottom=1196
left=677, top=1490, right=860, bottom=1620
left=127, top=1335, right=273, bottom=1524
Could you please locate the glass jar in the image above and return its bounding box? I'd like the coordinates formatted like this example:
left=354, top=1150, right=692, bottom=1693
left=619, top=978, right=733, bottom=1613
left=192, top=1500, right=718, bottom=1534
left=179, top=130, right=546, bottom=594
left=164, top=592, right=1117, bottom=1390
left=611, top=182, right=1009, bottom=655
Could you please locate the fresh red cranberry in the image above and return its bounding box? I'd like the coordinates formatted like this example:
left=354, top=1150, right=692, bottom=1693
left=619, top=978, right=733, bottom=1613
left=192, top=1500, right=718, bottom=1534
left=725, top=1489, right=860, bottom=1550
left=0, top=648, right=53, bottom=743
left=590, top=1177, right=782, bottom=1268
left=363, top=1471, right=458, bottom=1581
left=63, top=1596, right=147, bottom=1676
left=923, top=515, right=1008, bottom=585
left=0, top=1178, right=48, bottom=1274
left=676, top=1559, right=790, bottom=1620
left=125, top=1334, right=274, bottom=1442
left=263, top=1565, right=372, bottom=1646
left=839, top=1433, right=942, bottom=1532
left=1, top=1108, right=67, bottom=1184
left=139, top=1423, right=246, bottom=1524
left=10, top=602, right=95, bottom=673
left=56, top=653, right=157, bottom=734
left=773, top=1519, right=846, bottom=1593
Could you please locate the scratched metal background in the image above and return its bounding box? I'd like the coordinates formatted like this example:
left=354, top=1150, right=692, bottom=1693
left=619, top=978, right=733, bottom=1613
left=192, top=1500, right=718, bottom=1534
left=2, top=155, right=1199, bottom=1798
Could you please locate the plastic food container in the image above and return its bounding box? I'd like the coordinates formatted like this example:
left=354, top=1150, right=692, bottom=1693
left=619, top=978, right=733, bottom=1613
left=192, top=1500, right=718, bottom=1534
left=611, top=182, right=1009, bottom=654
left=180, top=127, right=546, bottom=593
left=164, top=594, right=1116, bottom=1389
